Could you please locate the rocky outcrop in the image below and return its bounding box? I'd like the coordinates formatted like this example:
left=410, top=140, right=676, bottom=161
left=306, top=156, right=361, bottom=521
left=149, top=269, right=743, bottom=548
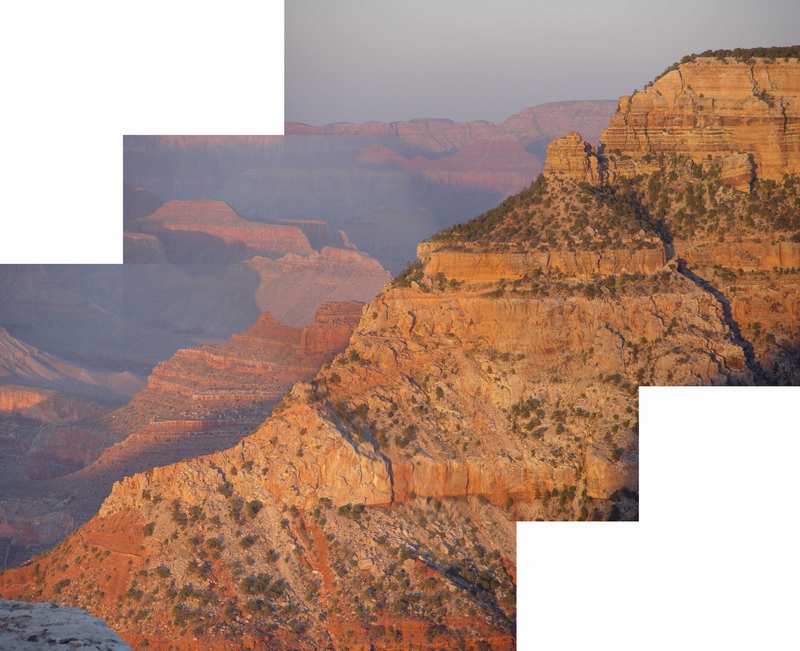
left=122, top=183, right=163, bottom=225
left=601, top=57, right=800, bottom=189
left=135, top=200, right=313, bottom=262
left=0, top=598, right=130, bottom=650
left=541, top=58, right=800, bottom=192
left=418, top=240, right=666, bottom=282
left=543, top=132, right=602, bottom=183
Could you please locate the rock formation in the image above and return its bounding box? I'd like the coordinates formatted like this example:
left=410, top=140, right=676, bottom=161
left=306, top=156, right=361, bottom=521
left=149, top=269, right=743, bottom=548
left=135, top=200, right=314, bottom=263
left=123, top=183, right=164, bottom=225
left=287, top=100, right=617, bottom=156
left=542, top=131, right=603, bottom=184
left=542, top=56, right=800, bottom=192
left=0, top=303, right=365, bottom=571
left=243, top=247, right=391, bottom=326
left=0, top=598, right=130, bottom=650
left=602, top=57, right=800, bottom=185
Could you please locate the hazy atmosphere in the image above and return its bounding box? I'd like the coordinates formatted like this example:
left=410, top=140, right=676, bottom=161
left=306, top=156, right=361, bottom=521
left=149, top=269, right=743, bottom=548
left=287, top=0, right=799, bottom=125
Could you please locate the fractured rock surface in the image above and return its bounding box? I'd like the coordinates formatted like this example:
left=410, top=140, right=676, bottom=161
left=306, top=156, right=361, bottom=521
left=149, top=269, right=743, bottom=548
left=0, top=598, right=129, bottom=650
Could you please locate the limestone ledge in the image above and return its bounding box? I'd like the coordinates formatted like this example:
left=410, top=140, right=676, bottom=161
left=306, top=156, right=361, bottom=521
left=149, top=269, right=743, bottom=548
left=676, top=239, right=800, bottom=270
left=418, top=240, right=667, bottom=282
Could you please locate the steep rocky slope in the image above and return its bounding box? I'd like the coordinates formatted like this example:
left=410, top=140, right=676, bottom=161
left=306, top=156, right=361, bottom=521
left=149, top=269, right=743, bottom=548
left=0, top=303, right=365, bottom=571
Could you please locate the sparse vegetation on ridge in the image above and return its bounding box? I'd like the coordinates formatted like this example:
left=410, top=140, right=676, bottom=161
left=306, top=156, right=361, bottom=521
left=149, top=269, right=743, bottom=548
left=644, top=45, right=800, bottom=89
left=429, top=158, right=800, bottom=252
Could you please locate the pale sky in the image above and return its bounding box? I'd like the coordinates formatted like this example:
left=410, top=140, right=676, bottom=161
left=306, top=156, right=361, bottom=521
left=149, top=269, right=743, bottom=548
left=286, top=0, right=799, bottom=125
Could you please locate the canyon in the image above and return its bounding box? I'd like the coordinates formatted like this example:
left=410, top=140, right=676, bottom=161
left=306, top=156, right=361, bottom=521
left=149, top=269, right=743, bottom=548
left=2, top=51, right=799, bottom=650
left=125, top=100, right=617, bottom=274
left=0, top=301, right=365, bottom=571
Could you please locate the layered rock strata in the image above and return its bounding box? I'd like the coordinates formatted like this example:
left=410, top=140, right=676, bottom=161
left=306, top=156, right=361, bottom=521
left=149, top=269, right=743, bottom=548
left=603, top=58, right=800, bottom=180
left=0, top=303, right=365, bottom=570
left=135, top=200, right=314, bottom=262
left=286, top=100, right=617, bottom=155
left=5, top=53, right=799, bottom=651
left=89, top=301, right=365, bottom=476
left=544, top=58, right=800, bottom=192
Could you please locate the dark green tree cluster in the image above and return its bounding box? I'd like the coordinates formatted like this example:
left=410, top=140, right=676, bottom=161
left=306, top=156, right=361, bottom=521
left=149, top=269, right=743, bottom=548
left=646, top=45, right=800, bottom=88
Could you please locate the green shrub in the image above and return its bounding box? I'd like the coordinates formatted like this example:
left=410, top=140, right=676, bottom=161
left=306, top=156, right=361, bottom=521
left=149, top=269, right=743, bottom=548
left=245, top=500, right=263, bottom=519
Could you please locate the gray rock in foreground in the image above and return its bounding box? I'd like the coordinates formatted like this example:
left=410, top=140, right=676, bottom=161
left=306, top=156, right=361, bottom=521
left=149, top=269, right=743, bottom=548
left=0, top=598, right=130, bottom=650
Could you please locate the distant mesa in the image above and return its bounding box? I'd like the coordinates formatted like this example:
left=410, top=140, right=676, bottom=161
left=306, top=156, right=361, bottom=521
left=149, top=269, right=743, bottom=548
left=133, top=200, right=314, bottom=263
left=285, top=100, right=617, bottom=154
